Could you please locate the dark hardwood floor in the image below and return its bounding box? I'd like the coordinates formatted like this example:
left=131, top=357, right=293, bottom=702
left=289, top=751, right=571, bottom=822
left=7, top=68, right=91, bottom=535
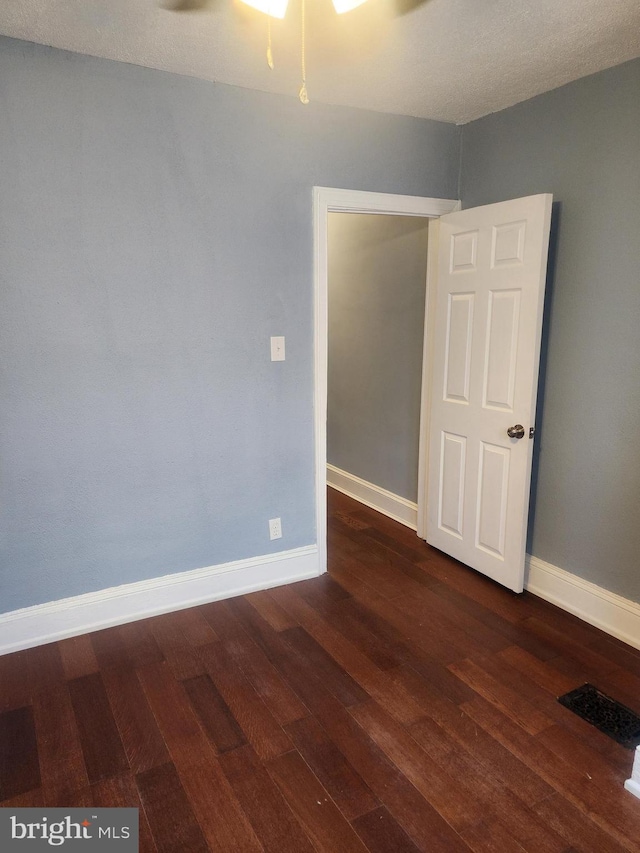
left=2, top=487, right=640, bottom=851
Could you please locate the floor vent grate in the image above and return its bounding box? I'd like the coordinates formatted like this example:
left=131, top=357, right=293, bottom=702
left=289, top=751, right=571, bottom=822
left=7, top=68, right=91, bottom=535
left=558, top=683, right=640, bottom=748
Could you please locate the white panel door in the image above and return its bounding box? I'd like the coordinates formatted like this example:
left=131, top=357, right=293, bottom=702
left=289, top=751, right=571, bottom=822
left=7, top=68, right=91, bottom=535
left=426, top=194, right=552, bottom=592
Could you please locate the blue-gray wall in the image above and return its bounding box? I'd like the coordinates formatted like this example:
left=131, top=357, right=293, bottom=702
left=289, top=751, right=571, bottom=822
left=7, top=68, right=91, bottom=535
left=461, top=57, right=640, bottom=603
left=327, top=213, right=429, bottom=501
left=0, top=36, right=461, bottom=613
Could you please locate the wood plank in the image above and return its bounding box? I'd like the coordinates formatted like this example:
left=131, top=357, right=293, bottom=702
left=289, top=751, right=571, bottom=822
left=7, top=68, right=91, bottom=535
left=0, top=706, right=41, bottom=801
left=137, top=661, right=262, bottom=853
left=92, top=774, right=158, bottom=853
left=183, top=674, right=247, bottom=754
left=328, top=540, right=428, bottom=601
left=459, top=820, right=530, bottom=853
left=417, top=557, right=535, bottom=624
left=532, top=791, right=630, bottom=853
left=116, top=621, right=165, bottom=668
left=169, top=608, right=219, bottom=647
left=462, top=695, right=640, bottom=853
left=331, top=561, right=480, bottom=667
left=91, top=626, right=134, bottom=670
left=395, top=650, right=476, bottom=706
left=147, top=612, right=206, bottom=682
left=199, top=641, right=293, bottom=760
left=221, top=633, right=309, bottom=726
left=137, top=663, right=207, bottom=760
left=536, top=723, right=630, bottom=792
left=317, top=590, right=408, bottom=651
left=177, top=754, right=263, bottom=853
left=25, top=642, right=65, bottom=693
left=402, top=670, right=553, bottom=805
left=58, top=634, right=100, bottom=680
left=297, top=593, right=405, bottom=671
left=63, top=786, right=95, bottom=808
left=359, top=523, right=436, bottom=566
left=341, top=530, right=439, bottom=594
left=270, top=585, right=424, bottom=724
left=32, top=683, right=89, bottom=805
left=0, top=650, right=32, bottom=711
left=296, top=573, right=352, bottom=604
left=282, top=626, right=370, bottom=707
left=329, top=553, right=388, bottom=600
left=498, top=645, right=578, bottom=696
left=0, top=787, right=44, bottom=808
left=219, top=744, right=316, bottom=853
left=316, top=703, right=471, bottom=852
left=448, top=658, right=555, bottom=736
left=403, top=715, right=569, bottom=853
left=583, top=635, right=640, bottom=678
left=332, top=509, right=372, bottom=531
left=102, top=667, right=170, bottom=775
left=346, top=505, right=424, bottom=552
left=246, top=589, right=299, bottom=631
left=349, top=700, right=485, bottom=835
left=136, top=763, right=209, bottom=853
left=392, top=591, right=507, bottom=661
left=474, top=647, right=628, bottom=767
left=352, top=806, right=423, bottom=853
left=533, top=597, right=628, bottom=653
left=285, top=714, right=379, bottom=821
left=266, top=749, right=370, bottom=853
left=428, top=579, right=560, bottom=660
left=521, top=617, right=622, bottom=680
left=599, top=668, right=640, bottom=719
left=67, top=673, right=129, bottom=784
left=226, top=595, right=346, bottom=719
left=311, top=592, right=475, bottom=704
left=199, top=599, right=252, bottom=642
left=395, top=584, right=513, bottom=654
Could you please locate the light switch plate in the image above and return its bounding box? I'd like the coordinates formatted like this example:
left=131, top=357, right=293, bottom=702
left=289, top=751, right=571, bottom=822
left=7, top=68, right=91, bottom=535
left=270, top=336, right=285, bottom=361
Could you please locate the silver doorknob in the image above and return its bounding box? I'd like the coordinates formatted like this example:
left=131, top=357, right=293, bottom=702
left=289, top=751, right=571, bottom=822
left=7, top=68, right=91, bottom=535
left=507, top=424, right=525, bottom=439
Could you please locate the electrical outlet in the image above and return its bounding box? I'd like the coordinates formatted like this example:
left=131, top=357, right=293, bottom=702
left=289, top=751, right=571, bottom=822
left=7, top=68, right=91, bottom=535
left=269, top=517, right=282, bottom=540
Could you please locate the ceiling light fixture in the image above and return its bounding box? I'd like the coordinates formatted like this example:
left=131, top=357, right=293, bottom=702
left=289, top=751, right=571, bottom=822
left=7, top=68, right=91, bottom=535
left=238, top=0, right=369, bottom=104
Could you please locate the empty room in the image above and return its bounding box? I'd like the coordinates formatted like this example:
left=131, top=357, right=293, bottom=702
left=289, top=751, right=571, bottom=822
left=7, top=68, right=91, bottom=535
left=1, top=1, right=640, bottom=851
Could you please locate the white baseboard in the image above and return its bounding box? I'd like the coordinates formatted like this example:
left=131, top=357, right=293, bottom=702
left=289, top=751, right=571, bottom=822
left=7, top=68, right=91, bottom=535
left=625, top=748, right=640, bottom=799
left=327, top=464, right=418, bottom=530
left=625, top=779, right=640, bottom=800
left=526, top=555, right=640, bottom=652
left=0, top=545, right=320, bottom=656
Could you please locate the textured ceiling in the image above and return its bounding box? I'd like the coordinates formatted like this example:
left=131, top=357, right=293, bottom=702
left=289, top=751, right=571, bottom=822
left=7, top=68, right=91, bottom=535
left=1, top=0, right=639, bottom=123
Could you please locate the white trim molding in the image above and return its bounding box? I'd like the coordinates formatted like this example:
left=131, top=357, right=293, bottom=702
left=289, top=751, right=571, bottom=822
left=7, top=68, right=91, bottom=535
left=625, top=747, right=640, bottom=800
left=0, top=545, right=319, bottom=656
left=327, top=465, right=418, bottom=530
left=526, top=555, right=640, bottom=652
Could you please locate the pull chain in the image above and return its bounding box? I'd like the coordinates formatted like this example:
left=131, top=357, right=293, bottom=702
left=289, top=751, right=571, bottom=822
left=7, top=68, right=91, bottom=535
left=299, top=0, right=309, bottom=103
left=266, top=16, right=274, bottom=69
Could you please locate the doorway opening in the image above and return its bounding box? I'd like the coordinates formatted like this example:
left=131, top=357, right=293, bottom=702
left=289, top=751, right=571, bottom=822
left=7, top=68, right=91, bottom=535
left=326, top=212, right=429, bottom=528
left=313, top=188, right=460, bottom=574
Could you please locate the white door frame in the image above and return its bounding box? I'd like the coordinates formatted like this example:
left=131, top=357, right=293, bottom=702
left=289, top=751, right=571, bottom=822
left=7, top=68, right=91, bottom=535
left=313, top=187, right=460, bottom=573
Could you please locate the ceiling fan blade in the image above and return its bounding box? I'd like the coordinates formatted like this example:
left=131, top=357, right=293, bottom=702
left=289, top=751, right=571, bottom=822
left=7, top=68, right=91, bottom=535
left=391, top=0, right=432, bottom=17
left=163, top=0, right=215, bottom=11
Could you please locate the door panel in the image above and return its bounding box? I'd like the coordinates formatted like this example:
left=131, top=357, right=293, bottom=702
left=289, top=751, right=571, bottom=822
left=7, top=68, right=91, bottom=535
left=425, top=194, right=552, bottom=592
left=483, top=289, right=520, bottom=411
left=444, top=293, right=474, bottom=403
left=439, top=431, right=466, bottom=537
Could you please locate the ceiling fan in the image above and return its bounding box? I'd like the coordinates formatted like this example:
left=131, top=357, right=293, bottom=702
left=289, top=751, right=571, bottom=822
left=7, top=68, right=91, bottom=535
left=166, top=0, right=370, bottom=103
